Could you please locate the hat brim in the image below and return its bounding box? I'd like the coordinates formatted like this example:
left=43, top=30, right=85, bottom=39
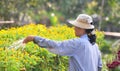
left=68, top=20, right=94, bottom=29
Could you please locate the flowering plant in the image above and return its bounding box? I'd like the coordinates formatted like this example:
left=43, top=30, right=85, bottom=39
left=0, top=24, right=107, bottom=71
left=107, top=50, right=120, bottom=71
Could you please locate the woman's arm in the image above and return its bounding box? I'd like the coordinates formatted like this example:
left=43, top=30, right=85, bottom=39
left=23, top=35, right=79, bottom=56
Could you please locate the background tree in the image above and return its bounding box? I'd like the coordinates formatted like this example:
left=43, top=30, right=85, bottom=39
left=0, top=0, right=120, bottom=32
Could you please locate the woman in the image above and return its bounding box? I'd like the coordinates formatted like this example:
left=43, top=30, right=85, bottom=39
left=23, top=14, right=102, bottom=71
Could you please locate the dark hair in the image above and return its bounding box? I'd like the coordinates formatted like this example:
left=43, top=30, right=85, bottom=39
left=85, top=29, right=96, bottom=45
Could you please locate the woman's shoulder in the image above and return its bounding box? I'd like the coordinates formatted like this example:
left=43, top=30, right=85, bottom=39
left=70, top=38, right=90, bottom=46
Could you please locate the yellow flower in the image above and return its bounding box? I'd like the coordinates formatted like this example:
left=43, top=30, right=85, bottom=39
left=0, top=23, right=103, bottom=71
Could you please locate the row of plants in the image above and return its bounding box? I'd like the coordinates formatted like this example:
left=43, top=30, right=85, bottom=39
left=0, top=24, right=110, bottom=71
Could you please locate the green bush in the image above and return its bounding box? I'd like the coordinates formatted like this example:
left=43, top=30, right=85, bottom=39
left=0, top=24, right=110, bottom=71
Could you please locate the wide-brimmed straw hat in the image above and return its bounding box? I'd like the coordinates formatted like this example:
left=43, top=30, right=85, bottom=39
left=68, top=14, right=94, bottom=29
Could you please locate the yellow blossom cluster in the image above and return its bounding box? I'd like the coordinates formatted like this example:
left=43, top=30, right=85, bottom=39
left=0, top=24, right=104, bottom=71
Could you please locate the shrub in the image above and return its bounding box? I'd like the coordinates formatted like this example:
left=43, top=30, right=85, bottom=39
left=0, top=24, right=108, bottom=71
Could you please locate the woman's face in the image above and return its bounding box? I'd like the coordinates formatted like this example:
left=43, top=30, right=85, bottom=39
left=74, top=26, right=86, bottom=37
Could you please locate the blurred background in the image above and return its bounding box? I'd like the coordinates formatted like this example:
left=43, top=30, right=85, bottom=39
left=0, top=0, right=120, bottom=32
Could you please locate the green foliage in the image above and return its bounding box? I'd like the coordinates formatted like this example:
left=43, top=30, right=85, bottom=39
left=0, top=0, right=120, bottom=32
left=0, top=24, right=110, bottom=71
left=49, top=13, right=59, bottom=26
left=96, top=30, right=111, bottom=53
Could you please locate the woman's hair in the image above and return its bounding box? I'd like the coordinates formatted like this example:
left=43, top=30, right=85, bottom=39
left=85, top=21, right=96, bottom=45
left=85, top=29, right=96, bottom=45
left=85, top=22, right=96, bottom=45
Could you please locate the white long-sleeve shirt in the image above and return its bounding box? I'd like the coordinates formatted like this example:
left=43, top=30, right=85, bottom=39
left=33, top=34, right=102, bottom=71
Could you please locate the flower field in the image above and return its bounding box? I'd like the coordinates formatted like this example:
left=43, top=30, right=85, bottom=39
left=0, top=24, right=109, bottom=71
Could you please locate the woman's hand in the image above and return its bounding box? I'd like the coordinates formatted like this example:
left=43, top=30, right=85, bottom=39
left=23, top=35, right=35, bottom=44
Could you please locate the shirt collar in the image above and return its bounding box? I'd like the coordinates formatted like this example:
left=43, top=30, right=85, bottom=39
left=80, top=34, right=89, bottom=40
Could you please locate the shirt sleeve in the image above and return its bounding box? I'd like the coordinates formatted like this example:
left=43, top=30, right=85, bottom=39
left=33, top=36, right=78, bottom=56
left=98, top=50, right=102, bottom=68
